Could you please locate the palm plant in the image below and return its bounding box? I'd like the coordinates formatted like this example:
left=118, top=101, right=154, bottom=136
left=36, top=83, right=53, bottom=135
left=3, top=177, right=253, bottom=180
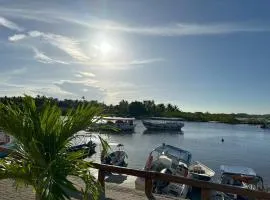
left=0, top=96, right=107, bottom=200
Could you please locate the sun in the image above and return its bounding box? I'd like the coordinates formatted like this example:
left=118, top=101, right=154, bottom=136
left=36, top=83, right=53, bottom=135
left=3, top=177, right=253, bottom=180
left=99, top=42, right=114, bottom=55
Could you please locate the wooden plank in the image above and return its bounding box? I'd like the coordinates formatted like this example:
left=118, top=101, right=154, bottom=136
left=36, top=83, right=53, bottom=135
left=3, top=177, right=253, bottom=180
left=98, top=169, right=105, bottom=190
left=201, top=188, right=211, bottom=200
left=91, top=163, right=270, bottom=199
left=145, top=176, right=153, bottom=199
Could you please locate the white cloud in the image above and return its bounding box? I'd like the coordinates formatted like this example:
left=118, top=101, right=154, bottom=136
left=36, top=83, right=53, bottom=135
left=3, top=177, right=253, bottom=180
left=2, top=7, right=270, bottom=37
left=9, top=31, right=90, bottom=62
left=32, top=48, right=69, bottom=65
left=77, top=71, right=96, bottom=77
left=0, top=16, right=23, bottom=31
left=8, top=34, right=26, bottom=41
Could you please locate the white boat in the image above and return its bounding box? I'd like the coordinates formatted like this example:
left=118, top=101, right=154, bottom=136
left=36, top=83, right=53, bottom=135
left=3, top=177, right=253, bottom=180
left=189, top=161, right=215, bottom=181
left=142, top=117, right=184, bottom=131
left=101, top=143, right=128, bottom=167
left=216, top=165, right=264, bottom=199
left=0, top=130, right=13, bottom=158
left=90, top=117, right=136, bottom=132
left=135, top=143, right=191, bottom=198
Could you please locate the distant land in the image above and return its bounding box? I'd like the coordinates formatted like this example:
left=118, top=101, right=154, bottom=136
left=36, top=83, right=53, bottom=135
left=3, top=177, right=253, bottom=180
left=1, top=96, right=269, bottom=125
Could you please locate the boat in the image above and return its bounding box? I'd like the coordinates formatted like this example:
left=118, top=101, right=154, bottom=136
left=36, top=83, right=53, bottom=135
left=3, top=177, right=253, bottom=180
left=90, top=117, right=136, bottom=132
left=0, top=131, right=13, bottom=158
left=217, top=165, right=264, bottom=200
left=101, top=143, right=128, bottom=167
left=142, top=117, right=184, bottom=131
left=135, top=143, right=191, bottom=198
left=189, top=161, right=215, bottom=181
left=68, top=133, right=97, bottom=158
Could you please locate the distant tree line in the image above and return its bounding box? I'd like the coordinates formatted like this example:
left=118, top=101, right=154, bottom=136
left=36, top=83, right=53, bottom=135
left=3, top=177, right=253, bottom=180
left=0, top=96, right=268, bottom=125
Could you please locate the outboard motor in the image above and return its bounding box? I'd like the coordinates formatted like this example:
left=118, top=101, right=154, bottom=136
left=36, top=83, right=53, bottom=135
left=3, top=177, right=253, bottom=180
left=154, top=168, right=172, bottom=194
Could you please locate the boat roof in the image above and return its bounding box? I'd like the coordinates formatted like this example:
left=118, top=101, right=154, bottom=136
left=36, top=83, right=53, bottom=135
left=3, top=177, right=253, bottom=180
left=153, top=144, right=192, bottom=164
left=149, top=117, right=184, bottom=121
left=220, top=165, right=256, bottom=176
left=103, top=117, right=135, bottom=121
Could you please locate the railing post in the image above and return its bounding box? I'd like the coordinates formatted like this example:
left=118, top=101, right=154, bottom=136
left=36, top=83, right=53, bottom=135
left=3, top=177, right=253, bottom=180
left=98, top=169, right=105, bottom=191
left=201, top=188, right=211, bottom=200
left=145, top=175, right=154, bottom=200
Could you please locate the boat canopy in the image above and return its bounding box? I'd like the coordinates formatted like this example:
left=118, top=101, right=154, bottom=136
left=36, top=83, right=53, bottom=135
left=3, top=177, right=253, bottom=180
left=153, top=144, right=192, bottom=164
left=220, top=165, right=256, bottom=176
left=149, top=117, right=184, bottom=121
left=103, top=117, right=135, bottom=121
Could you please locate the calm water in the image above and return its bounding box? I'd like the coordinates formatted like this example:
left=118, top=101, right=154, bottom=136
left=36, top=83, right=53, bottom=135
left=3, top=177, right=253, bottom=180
left=104, top=121, right=270, bottom=184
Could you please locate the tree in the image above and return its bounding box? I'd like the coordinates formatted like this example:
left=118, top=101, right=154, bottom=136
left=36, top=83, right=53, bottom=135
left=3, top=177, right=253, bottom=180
left=0, top=96, right=106, bottom=200
left=118, top=100, right=129, bottom=116
left=128, top=101, right=147, bottom=117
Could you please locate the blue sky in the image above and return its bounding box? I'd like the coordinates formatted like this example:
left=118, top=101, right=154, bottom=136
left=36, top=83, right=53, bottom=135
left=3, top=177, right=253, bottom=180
left=1, top=0, right=270, bottom=114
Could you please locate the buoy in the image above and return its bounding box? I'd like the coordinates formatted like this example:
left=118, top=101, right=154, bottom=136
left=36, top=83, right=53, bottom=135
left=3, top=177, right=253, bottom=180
left=221, top=138, right=224, bottom=143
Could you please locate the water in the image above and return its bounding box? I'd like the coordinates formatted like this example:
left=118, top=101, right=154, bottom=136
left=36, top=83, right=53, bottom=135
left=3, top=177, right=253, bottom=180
left=102, top=121, right=270, bottom=185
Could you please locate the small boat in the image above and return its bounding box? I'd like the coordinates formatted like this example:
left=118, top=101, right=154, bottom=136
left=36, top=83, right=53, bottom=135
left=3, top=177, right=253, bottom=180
left=217, top=165, right=264, bottom=199
left=101, top=144, right=128, bottom=167
left=135, top=143, right=191, bottom=198
left=189, top=161, right=215, bottom=181
left=142, top=117, right=184, bottom=131
left=68, top=134, right=97, bottom=158
left=0, top=131, right=13, bottom=158
left=90, top=117, right=136, bottom=132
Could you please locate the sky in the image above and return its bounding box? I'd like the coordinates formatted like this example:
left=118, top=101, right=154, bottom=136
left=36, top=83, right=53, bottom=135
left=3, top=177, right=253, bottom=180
left=1, top=0, right=270, bottom=114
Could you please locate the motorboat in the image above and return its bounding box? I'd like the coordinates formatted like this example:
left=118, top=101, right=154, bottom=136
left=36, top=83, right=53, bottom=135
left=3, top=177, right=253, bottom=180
left=135, top=143, right=191, bottom=198
left=101, top=143, right=128, bottom=167
left=217, top=165, right=264, bottom=200
left=0, top=131, right=13, bottom=158
left=90, top=117, right=136, bottom=132
left=142, top=117, right=184, bottom=131
left=189, top=161, right=215, bottom=181
left=68, top=133, right=97, bottom=158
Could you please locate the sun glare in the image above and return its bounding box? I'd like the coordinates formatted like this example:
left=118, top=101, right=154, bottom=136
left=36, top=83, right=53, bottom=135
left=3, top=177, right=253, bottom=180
left=99, top=42, right=114, bottom=55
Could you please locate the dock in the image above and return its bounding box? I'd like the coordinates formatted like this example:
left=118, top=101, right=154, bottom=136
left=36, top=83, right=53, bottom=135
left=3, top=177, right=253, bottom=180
left=0, top=178, right=180, bottom=200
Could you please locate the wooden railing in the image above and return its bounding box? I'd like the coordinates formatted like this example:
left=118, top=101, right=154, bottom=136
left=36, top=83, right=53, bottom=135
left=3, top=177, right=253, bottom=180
left=92, top=163, right=270, bottom=200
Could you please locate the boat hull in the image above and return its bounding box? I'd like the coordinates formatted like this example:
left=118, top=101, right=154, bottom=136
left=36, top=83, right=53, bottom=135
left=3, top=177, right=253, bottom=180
left=142, top=120, right=184, bottom=131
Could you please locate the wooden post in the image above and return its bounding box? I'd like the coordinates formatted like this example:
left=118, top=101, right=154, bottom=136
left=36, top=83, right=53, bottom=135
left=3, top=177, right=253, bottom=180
left=145, top=176, right=154, bottom=200
left=98, top=169, right=105, bottom=191
left=201, top=188, right=211, bottom=200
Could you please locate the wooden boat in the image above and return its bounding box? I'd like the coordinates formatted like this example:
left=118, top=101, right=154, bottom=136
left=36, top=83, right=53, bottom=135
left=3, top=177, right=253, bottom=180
left=135, top=143, right=191, bottom=198
left=189, top=161, right=215, bottom=181
left=142, top=117, right=184, bottom=131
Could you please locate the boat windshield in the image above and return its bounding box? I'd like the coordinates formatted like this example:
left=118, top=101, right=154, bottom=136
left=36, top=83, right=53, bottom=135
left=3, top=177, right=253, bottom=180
left=153, top=144, right=191, bottom=164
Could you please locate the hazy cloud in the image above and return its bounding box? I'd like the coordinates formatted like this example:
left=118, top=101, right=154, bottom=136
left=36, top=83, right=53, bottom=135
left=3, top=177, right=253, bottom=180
left=0, top=16, right=23, bottom=31
left=8, top=34, right=26, bottom=41
left=32, top=48, right=69, bottom=65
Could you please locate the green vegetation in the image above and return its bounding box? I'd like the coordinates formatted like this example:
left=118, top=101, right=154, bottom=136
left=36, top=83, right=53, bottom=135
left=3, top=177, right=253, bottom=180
left=0, top=96, right=269, bottom=125
left=0, top=96, right=106, bottom=200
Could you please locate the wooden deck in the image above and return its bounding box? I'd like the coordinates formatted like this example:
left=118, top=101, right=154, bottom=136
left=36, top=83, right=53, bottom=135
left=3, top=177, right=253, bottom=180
left=0, top=178, right=180, bottom=200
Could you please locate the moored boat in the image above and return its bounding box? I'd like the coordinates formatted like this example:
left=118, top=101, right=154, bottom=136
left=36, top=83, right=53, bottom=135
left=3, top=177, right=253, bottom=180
left=101, top=143, right=128, bottom=167
left=90, top=117, right=136, bottom=132
left=217, top=165, right=264, bottom=199
left=189, top=161, right=215, bottom=181
left=0, top=131, right=13, bottom=158
left=261, top=123, right=270, bottom=129
left=142, top=117, right=184, bottom=131
left=135, top=143, right=191, bottom=198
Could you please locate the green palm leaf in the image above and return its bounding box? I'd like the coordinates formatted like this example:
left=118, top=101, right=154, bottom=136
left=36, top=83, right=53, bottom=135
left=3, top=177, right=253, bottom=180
left=0, top=95, right=105, bottom=200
